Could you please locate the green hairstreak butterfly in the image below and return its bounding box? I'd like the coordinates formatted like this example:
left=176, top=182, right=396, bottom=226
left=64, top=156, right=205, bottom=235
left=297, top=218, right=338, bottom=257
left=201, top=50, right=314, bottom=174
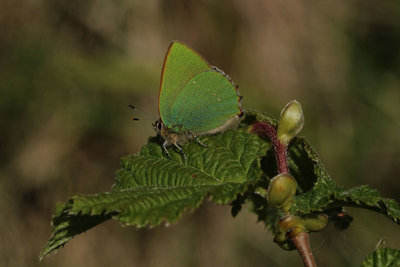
left=153, top=41, right=244, bottom=159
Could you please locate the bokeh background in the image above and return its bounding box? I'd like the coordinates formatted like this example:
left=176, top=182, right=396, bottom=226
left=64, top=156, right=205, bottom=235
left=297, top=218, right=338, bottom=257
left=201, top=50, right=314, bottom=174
left=1, top=0, right=400, bottom=266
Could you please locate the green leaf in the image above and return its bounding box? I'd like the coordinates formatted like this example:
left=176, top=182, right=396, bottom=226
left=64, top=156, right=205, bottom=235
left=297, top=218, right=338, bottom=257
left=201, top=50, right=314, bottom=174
left=289, top=139, right=400, bottom=226
left=292, top=178, right=400, bottom=224
left=288, top=137, right=324, bottom=193
left=41, top=110, right=400, bottom=260
left=40, top=130, right=269, bottom=259
left=39, top=201, right=112, bottom=260
left=241, top=110, right=277, bottom=127
left=361, top=248, right=400, bottom=267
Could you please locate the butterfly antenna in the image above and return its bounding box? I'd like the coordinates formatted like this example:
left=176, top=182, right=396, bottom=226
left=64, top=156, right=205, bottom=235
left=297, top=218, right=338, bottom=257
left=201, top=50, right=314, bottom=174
left=128, top=105, right=140, bottom=120
left=128, top=104, right=157, bottom=121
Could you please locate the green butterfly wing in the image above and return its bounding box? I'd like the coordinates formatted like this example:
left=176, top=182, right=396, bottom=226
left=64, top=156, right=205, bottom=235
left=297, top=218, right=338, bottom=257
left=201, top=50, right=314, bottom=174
left=159, top=41, right=243, bottom=133
left=168, top=71, right=242, bottom=133
left=159, top=41, right=211, bottom=123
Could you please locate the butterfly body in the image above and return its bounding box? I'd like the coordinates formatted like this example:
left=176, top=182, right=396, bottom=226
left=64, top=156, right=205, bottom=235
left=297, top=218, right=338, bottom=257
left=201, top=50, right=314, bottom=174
left=154, top=41, right=244, bottom=158
left=153, top=120, right=194, bottom=147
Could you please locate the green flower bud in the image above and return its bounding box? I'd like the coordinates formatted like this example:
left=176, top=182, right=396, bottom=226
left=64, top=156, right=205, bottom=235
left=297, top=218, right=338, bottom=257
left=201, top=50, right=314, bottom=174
left=277, top=100, right=304, bottom=145
left=274, top=232, right=287, bottom=244
left=267, top=173, right=297, bottom=208
left=276, top=215, right=304, bottom=234
left=303, top=214, right=328, bottom=232
left=273, top=233, right=296, bottom=251
left=287, top=225, right=306, bottom=239
left=274, top=215, right=305, bottom=250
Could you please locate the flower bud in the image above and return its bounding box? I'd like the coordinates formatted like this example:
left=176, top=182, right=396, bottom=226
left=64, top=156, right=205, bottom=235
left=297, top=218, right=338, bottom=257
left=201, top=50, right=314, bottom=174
left=267, top=173, right=297, bottom=208
left=277, top=100, right=304, bottom=145
left=273, top=233, right=296, bottom=251
left=276, top=215, right=304, bottom=234
left=274, top=215, right=305, bottom=251
left=303, top=214, right=328, bottom=232
left=287, top=225, right=306, bottom=239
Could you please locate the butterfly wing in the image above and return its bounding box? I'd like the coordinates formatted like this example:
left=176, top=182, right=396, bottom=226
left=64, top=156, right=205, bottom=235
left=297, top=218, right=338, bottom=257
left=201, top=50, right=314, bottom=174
left=168, top=71, right=242, bottom=133
left=159, top=41, right=211, bottom=126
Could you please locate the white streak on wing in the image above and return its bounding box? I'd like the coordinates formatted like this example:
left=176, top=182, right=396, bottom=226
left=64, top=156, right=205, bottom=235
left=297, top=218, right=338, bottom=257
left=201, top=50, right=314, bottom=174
left=197, top=115, right=241, bottom=135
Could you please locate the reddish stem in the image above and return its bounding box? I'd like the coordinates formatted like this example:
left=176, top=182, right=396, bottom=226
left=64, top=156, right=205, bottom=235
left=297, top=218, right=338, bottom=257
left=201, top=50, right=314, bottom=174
left=251, top=121, right=288, bottom=173
left=251, top=121, right=316, bottom=267
left=275, top=141, right=289, bottom=173
left=291, top=232, right=317, bottom=267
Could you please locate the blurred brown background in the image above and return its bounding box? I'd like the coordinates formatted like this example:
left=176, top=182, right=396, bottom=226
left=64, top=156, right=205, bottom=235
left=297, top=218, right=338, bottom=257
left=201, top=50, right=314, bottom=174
left=1, top=0, right=400, bottom=266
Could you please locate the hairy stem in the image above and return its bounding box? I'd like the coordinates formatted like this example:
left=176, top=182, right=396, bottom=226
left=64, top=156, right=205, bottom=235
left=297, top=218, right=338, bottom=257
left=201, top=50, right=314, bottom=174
left=251, top=120, right=316, bottom=267
left=275, top=140, right=288, bottom=173
left=251, top=121, right=288, bottom=173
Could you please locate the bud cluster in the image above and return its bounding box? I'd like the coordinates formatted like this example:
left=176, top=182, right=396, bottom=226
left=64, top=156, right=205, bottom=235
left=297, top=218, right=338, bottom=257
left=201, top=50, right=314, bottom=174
left=254, top=100, right=329, bottom=251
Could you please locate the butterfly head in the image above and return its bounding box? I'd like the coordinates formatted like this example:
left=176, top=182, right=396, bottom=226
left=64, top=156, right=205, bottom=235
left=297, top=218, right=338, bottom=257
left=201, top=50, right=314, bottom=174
left=153, top=119, right=175, bottom=140
left=152, top=119, right=164, bottom=134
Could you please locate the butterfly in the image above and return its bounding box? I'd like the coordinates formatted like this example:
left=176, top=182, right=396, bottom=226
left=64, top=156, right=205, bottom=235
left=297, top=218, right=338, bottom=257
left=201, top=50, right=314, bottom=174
left=152, top=41, right=244, bottom=159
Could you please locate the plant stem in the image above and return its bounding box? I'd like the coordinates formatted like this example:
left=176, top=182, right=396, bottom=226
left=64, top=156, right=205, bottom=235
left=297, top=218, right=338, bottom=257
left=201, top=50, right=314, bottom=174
left=251, top=121, right=288, bottom=173
left=291, top=232, right=317, bottom=267
left=275, top=140, right=288, bottom=173
left=251, top=120, right=317, bottom=267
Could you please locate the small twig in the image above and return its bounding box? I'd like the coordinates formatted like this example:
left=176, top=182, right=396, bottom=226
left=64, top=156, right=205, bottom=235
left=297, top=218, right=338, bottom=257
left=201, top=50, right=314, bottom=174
left=251, top=120, right=317, bottom=267
left=291, top=232, right=317, bottom=267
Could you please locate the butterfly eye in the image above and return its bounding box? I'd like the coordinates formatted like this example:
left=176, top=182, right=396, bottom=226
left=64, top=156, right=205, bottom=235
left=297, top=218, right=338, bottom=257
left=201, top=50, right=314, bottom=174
left=153, top=120, right=163, bottom=131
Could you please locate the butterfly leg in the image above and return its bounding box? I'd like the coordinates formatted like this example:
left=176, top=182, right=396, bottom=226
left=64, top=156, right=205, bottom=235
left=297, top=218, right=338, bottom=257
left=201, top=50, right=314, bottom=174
left=162, top=141, right=171, bottom=158
left=188, top=131, right=207, bottom=148
left=173, top=142, right=187, bottom=160
left=194, top=135, right=207, bottom=148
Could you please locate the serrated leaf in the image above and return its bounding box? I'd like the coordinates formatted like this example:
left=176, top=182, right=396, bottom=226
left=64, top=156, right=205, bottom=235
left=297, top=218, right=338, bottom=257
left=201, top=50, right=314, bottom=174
left=288, top=137, right=325, bottom=193
left=289, top=139, right=400, bottom=225
left=40, top=130, right=269, bottom=259
left=361, top=248, right=400, bottom=267
left=292, top=178, right=400, bottom=224
left=39, top=201, right=112, bottom=260
left=41, top=109, right=400, bottom=261
left=241, top=110, right=278, bottom=128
